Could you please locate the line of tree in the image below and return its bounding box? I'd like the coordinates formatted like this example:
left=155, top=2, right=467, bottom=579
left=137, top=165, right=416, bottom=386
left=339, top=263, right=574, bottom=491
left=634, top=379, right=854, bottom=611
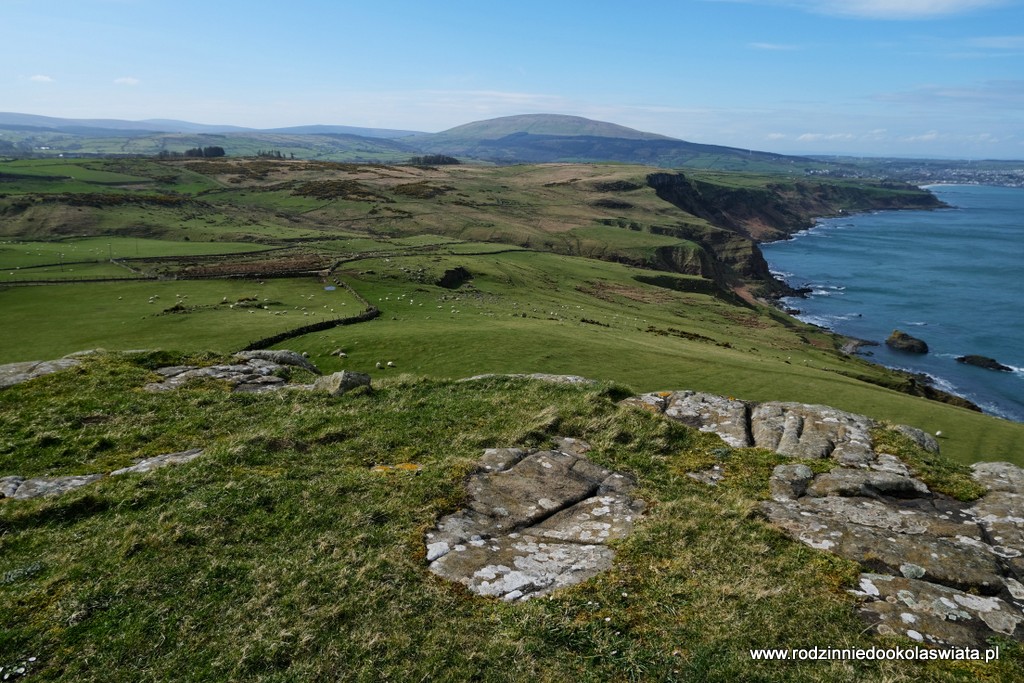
left=157, top=146, right=226, bottom=159
left=407, top=154, right=461, bottom=166
left=184, top=146, right=226, bottom=158
left=257, top=150, right=294, bottom=159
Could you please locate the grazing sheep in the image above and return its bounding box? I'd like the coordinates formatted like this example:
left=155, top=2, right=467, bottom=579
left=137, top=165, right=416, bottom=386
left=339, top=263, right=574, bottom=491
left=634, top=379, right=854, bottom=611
left=375, top=362, right=383, bottom=369
left=386, top=361, right=395, bottom=368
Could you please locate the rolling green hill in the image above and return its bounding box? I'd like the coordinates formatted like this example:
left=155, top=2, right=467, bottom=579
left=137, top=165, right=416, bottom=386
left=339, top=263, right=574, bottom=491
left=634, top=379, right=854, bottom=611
left=3, top=155, right=1024, bottom=682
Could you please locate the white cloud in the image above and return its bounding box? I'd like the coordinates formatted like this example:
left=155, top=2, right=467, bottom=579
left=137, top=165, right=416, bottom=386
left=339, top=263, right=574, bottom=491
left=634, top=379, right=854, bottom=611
left=710, top=0, right=1009, bottom=19
left=114, top=77, right=140, bottom=86
left=767, top=132, right=789, bottom=139
left=797, top=132, right=856, bottom=141
left=903, top=130, right=944, bottom=141
left=29, top=74, right=54, bottom=83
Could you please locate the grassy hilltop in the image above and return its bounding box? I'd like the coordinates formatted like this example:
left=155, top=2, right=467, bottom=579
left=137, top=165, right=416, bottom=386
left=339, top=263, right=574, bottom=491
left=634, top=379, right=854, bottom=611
left=2, top=156, right=1023, bottom=680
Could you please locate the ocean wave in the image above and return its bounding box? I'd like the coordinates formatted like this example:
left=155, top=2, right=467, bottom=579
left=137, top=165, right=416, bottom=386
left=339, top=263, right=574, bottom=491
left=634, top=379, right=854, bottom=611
left=904, top=321, right=929, bottom=326
left=796, top=314, right=839, bottom=329
left=810, top=288, right=845, bottom=297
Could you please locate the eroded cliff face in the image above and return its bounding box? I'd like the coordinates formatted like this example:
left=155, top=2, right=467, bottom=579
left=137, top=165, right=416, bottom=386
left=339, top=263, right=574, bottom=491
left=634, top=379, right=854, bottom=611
left=644, top=172, right=944, bottom=296
left=646, top=172, right=944, bottom=242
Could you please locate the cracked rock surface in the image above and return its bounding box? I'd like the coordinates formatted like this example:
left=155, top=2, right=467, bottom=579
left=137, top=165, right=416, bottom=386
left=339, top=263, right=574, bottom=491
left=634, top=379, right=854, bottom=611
left=629, top=389, right=1024, bottom=647
left=2, top=448, right=204, bottom=500
left=144, top=351, right=319, bottom=393
left=624, top=390, right=884, bottom=463
left=426, top=439, right=644, bottom=601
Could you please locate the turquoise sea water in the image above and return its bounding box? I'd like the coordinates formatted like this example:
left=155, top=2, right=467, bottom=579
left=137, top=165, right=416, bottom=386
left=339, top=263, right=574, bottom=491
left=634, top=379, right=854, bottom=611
left=761, top=184, right=1024, bottom=422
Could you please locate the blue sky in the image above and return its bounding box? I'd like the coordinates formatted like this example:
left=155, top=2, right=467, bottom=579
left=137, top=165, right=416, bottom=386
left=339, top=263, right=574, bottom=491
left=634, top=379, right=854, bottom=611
left=4, top=0, right=1023, bottom=158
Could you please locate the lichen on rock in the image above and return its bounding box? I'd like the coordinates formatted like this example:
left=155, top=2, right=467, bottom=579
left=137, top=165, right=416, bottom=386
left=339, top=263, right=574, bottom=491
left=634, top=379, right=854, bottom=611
left=425, top=439, right=644, bottom=601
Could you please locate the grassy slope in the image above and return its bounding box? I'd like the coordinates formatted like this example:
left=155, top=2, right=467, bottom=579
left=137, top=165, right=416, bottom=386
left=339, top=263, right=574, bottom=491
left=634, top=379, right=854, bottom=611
left=0, top=158, right=1021, bottom=467
left=1, top=355, right=1019, bottom=682
left=2, top=157, right=1024, bottom=681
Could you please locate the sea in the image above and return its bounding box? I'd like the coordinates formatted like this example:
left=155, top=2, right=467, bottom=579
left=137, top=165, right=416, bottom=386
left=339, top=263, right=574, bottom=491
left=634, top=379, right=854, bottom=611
left=761, top=184, right=1024, bottom=423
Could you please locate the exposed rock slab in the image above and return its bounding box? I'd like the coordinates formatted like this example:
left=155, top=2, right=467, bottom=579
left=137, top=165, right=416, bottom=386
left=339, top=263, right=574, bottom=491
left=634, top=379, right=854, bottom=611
left=625, top=387, right=1024, bottom=647
left=625, top=391, right=882, bottom=463
left=426, top=440, right=644, bottom=600
left=757, top=455, right=1024, bottom=647
left=0, top=356, right=82, bottom=389
left=110, top=448, right=205, bottom=476
left=2, top=449, right=205, bottom=500
left=853, top=574, right=1024, bottom=648
left=0, top=474, right=104, bottom=499
left=233, top=349, right=321, bottom=375
left=144, top=353, right=319, bottom=393
left=459, top=373, right=598, bottom=386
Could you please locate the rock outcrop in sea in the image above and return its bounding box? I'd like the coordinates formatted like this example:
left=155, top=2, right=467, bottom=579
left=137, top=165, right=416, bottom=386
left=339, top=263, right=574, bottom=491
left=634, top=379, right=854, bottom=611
left=957, top=355, right=1013, bottom=372
left=886, top=329, right=929, bottom=354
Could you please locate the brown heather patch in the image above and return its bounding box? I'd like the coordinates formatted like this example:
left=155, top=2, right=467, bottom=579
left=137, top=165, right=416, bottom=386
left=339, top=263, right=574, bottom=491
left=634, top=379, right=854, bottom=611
left=576, top=279, right=677, bottom=304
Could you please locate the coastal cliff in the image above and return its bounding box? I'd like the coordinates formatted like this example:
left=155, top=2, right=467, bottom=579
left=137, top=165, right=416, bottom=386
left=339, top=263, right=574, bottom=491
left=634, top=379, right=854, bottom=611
left=647, top=172, right=945, bottom=242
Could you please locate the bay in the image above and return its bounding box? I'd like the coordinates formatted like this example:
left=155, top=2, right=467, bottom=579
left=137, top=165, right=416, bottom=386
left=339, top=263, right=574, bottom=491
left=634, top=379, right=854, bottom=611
left=761, top=184, right=1024, bottom=422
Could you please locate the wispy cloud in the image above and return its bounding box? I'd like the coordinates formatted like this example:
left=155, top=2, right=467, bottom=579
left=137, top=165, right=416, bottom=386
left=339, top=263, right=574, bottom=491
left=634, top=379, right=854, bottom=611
left=114, top=76, right=140, bottom=86
left=749, top=42, right=801, bottom=50
left=796, top=132, right=856, bottom=141
left=877, top=79, right=1024, bottom=107
left=29, top=74, right=54, bottom=83
left=967, top=35, right=1024, bottom=49
left=710, top=0, right=1009, bottom=19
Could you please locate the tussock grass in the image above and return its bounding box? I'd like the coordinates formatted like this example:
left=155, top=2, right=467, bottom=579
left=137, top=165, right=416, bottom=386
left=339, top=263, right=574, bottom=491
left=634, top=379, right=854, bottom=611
left=1, top=354, right=1020, bottom=681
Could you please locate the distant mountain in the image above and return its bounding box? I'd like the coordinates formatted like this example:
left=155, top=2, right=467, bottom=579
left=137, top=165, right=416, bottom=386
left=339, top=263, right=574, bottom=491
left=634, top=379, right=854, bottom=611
left=415, top=114, right=675, bottom=143
left=0, top=111, right=820, bottom=172
left=411, top=114, right=813, bottom=170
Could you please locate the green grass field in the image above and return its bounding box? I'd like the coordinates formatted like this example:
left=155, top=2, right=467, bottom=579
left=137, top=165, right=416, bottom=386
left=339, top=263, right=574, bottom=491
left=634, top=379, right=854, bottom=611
left=0, top=278, right=363, bottom=361
left=2, top=157, right=1024, bottom=681
left=0, top=356, right=1019, bottom=682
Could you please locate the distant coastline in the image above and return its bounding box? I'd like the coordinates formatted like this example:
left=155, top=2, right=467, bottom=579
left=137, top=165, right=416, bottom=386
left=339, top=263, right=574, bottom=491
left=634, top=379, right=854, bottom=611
left=761, top=184, right=1024, bottom=422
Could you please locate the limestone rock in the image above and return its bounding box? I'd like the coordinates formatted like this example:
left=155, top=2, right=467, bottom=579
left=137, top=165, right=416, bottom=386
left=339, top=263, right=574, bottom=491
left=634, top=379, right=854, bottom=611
left=662, top=391, right=750, bottom=448
left=459, top=373, right=598, bottom=386
left=757, top=455, right=1024, bottom=647
left=145, top=356, right=297, bottom=393
left=0, top=474, right=104, bottom=499
left=627, top=386, right=1024, bottom=647
left=628, top=392, right=876, bottom=462
left=886, top=330, right=929, bottom=354
left=769, top=464, right=814, bottom=501
left=313, top=370, right=371, bottom=396
left=3, top=448, right=205, bottom=500
left=805, top=468, right=929, bottom=498
left=0, top=356, right=82, bottom=389
left=110, top=448, right=204, bottom=476
left=750, top=402, right=876, bottom=464
left=233, top=349, right=321, bottom=375
left=853, top=574, right=1024, bottom=648
left=426, top=439, right=644, bottom=600
left=972, top=462, right=1024, bottom=494
left=894, top=424, right=940, bottom=454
